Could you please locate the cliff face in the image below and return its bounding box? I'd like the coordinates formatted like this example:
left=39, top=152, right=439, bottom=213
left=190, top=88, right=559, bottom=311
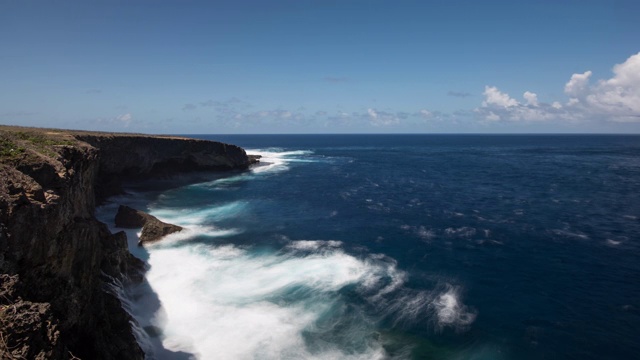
left=0, top=127, right=254, bottom=359
left=74, top=134, right=254, bottom=201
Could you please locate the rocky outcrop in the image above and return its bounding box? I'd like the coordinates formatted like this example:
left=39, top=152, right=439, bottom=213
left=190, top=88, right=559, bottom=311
left=115, top=205, right=183, bottom=245
left=73, top=133, right=257, bottom=202
left=0, top=126, right=255, bottom=359
left=0, top=143, right=145, bottom=359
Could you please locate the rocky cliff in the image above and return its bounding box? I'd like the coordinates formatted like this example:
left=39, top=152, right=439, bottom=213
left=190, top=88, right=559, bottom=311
left=72, top=132, right=255, bottom=202
left=0, top=126, right=254, bottom=359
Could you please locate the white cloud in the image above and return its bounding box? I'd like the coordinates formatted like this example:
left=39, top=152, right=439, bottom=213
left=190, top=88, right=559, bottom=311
left=419, top=109, right=432, bottom=118
left=564, top=71, right=592, bottom=98
left=282, top=111, right=292, bottom=118
left=582, top=52, right=640, bottom=121
left=365, top=108, right=400, bottom=126
left=523, top=91, right=538, bottom=106
left=482, top=86, right=518, bottom=107
left=476, top=52, right=640, bottom=124
left=567, top=98, right=580, bottom=106
left=477, top=87, right=576, bottom=123
left=486, top=112, right=500, bottom=122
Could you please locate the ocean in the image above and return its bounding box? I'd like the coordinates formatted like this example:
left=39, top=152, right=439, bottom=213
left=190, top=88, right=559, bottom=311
left=97, top=134, right=640, bottom=360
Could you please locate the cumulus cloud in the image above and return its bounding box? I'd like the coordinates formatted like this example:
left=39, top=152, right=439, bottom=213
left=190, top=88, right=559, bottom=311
left=485, top=112, right=500, bottom=122
left=476, top=88, right=572, bottom=123
left=523, top=91, right=538, bottom=106
left=564, top=71, right=592, bottom=97
left=482, top=86, right=518, bottom=107
left=366, top=108, right=400, bottom=126
left=476, top=52, right=640, bottom=123
left=419, top=109, right=432, bottom=118
left=583, top=53, right=640, bottom=121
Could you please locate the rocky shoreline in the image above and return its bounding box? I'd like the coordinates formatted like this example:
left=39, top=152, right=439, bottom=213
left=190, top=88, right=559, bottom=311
left=0, top=126, right=256, bottom=359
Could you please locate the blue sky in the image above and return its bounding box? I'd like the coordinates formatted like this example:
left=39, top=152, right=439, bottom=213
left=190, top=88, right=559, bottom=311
left=1, top=0, right=639, bottom=134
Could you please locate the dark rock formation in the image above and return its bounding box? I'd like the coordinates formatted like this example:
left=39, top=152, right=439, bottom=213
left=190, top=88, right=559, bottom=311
left=0, top=126, right=255, bottom=359
left=1, top=274, right=64, bottom=359
left=115, top=205, right=183, bottom=245
left=73, top=133, right=257, bottom=202
left=140, top=218, right=182, bottom=245
left=0, top=142, right=145, bottom=359
left=115, top=205, right=148, bottom=228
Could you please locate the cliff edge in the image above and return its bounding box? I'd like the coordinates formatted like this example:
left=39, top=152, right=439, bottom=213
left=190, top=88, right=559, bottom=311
left=0, top=126, right=255, bottom=359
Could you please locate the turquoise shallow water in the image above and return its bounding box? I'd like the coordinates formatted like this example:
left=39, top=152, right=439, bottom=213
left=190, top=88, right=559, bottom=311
left=103, top=135, right=640, bottom=359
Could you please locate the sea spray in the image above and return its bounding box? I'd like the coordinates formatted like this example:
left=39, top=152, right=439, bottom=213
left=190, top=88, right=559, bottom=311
left=96, top=145, right=481, bottom=359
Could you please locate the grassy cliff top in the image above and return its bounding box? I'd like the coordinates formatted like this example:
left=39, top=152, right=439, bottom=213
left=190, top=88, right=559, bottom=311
left=0, top=125, right=196, bottom=165
left=0, top=125, right=80, bottom=164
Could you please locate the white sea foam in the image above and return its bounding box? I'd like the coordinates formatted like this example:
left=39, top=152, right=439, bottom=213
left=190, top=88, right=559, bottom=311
left=444, top=227, right=477, bottom=238
left=97, top=209, right=478, bottom=360
left=247, top=148, right=315, bottom=174
left=286, top=240, right=343, bottom=251
left=149, top=201, right=248, bottom=225
left=142, top=241, right=393, bottom=359
left=606, top=236, right=628, bottom=246
left=432, top=286, right=477, bottom=331
left=550, top=229, right=589, bottom=240
left=94, top=145, right=481, bottom=359
left=145, top=225, right=241, bottom=248
left=417, top=226, right=436, bottom=240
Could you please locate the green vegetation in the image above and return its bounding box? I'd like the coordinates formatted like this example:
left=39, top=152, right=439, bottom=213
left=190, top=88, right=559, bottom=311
left=13, top=131, right=75, bottom=147
left=0, top=137, right=26, bottom=160
left=0, top=128, right=78, bottom=163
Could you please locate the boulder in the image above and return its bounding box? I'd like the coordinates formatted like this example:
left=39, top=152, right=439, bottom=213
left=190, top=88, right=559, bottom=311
left=114, top=205, right=183, bottom=245
left=114, top=205, right=147, bottom=228
left=139, top=217, right=183, bottom=245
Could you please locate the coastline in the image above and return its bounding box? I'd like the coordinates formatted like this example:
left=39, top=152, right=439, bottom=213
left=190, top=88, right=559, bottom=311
left=0, top=125, right=256, bottom=359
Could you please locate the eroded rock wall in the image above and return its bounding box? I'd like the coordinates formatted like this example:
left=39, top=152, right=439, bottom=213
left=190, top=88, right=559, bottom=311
left=74, top=134, right=253, bottom=201
left=0, top=128, right=255, bottom=359
left=0, top=142, right=144, bottom=359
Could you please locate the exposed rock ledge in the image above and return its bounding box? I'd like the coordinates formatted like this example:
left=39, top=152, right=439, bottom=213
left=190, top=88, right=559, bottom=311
left=115, top=205, right=183, bottom=245
left=0, top=125, right=256, bottom=359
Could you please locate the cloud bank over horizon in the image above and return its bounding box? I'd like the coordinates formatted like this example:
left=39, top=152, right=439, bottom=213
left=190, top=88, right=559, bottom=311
left=476, top=52, right=640, bottom=125
left=4, top=52, right=639, bottom=134
left=145, top=52, right=640, bottom=133
left=1, top=1, right=639, bottom=134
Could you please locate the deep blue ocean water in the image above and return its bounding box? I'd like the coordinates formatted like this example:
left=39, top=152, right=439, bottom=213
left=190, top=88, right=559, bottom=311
left=101, top=135, right=640, bottom=360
